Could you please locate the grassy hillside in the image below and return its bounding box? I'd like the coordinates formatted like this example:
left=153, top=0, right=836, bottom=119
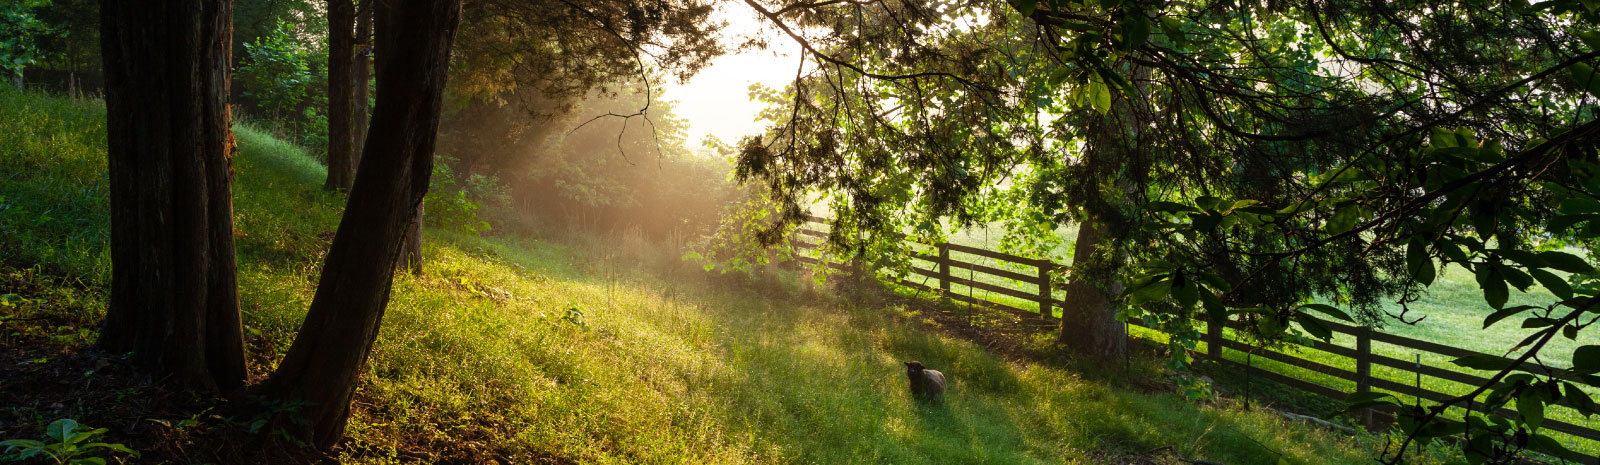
left=0, top=87, right=1412, bottom=464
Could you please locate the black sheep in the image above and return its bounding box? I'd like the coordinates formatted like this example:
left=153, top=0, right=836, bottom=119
left=903, top=361, right=946, bottom=404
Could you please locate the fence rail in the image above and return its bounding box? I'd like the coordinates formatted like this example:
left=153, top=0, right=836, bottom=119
left=789, top=216, right=1600, bottom=464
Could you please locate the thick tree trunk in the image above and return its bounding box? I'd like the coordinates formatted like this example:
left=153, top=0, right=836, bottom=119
left=396, top=203, right=423, bottom=274
left=95, top=0, right=247, bottom=392
left=323, top=0, right=355, bottom=191
left=1057, top=217, right=1128, bottom=361
left=257, top=0, right=461, bottom=449
left=352, top=0, right=372, bottom=160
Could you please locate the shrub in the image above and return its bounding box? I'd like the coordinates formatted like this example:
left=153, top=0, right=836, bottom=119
left=234, top=19, right=328, bottom=151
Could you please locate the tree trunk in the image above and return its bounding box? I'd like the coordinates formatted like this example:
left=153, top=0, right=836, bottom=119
left=1057, top=217, right=1128, bottom=361
left=257, top=0, right=461, bottom=449
left=95, top=0, right=247, bottom=392
left=323, top=0, right=355, bottom=191
left=396, top=203, right=423, bottom=274
left=352, top=0, right=372, bottom=160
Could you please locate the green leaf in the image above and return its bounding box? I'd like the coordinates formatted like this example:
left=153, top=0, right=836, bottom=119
left=1565, top=382, right=1597, bottom=417
left=1571, top=62, right=1600, bottom=98
left=1577, top=31, right=1600, bottom=51
left=1201, top=289, right=1227, bottom=324
left=1536, top=251, right=1594, bottom=273
left=46, top=419, right=78, bottom=442
left=1298, top=303, right=1354, bottom=322
left=1327, top=204, right=1359, bottom=235
left=1159, top=17, right=1186, bottom=46
left=1430, top=127, right=1457, bottom=148
left=1561, top=196, right=1600, bottom=214
left=1530, top=269, right=1573, bottom=299
left=84, top=443, right=138, bottom=455
left=1343, top=391, right=1397, bottom=411
left=1439, top=239, right=1470, bottom=263
left=1119, top=12, right=1150, bottom=51
left=1406, top=238, right=1436, bottom=285
left=1549, top=214, right=1595, bottom=234
left=1406, top=237, right=1427, bottom=273
left=1452, top=354, right=1514, bottom=371
left=0, top=439, right=44, bottom=449
left=1575, top=345, right=1600, bottom=372
left=1482, top=269, right=1509, bottom=309
left=1009, top=0, right=1037, bottom=16
left=1496, top=263, right=1534, bottom=291
left=1527, top=433, right=1574, bottom=460
left=1128, top=277, right=1172, bottom=304
left=1173, top=274, right=1199, bottom=308
left=1147, top=201, right=1197, bottom=213
left=1518, top=388, right=1545, bottom=430
left=1189, top=211, right=1223, bottom=232
left=1482, top=305, right=1540, bottom=329
left=1295, top=313, right=1333, bottom=341
left=1087, top=79, right=1111, bottom=115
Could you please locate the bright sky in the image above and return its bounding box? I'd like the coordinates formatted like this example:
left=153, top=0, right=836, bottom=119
left=660, top=6, right=803, bottom=146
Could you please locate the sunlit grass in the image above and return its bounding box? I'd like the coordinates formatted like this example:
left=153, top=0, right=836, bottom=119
left=0, top=87, right=1398, bottom=464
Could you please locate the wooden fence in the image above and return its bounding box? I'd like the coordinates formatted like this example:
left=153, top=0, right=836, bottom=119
left=789, top=215, right=1600, bottom=464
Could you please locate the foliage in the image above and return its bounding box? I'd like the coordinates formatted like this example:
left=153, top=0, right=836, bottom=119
left=0, top=0, right=51, bottom=84
left=449, top=0, right=722, bottom=113
left=424, top=156, right=509, bottom=236
left=0, top=418, right=139, bottom=464
left=731, top=0, right=1600, bottom=462
left=234, top=0, right=324, bottom=61
left=235, top=19, right=329, bottom=150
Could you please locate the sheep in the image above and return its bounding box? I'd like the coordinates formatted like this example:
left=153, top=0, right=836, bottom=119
left=903, top=361, right=946, bottom=405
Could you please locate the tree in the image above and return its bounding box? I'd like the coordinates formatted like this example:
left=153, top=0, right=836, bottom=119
left=734, top=0, right=1600, bottom=461
left=323, top=0, right=355, bottom=191
left=1, top=0, right=50, bottom=90
left=255, top=0, right=462, bottom=447
left=94, top=0, right=247, bottom=392
left=352, top=0, right=371, bottom=158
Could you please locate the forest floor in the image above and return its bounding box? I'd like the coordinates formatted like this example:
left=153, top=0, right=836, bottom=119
left=0, top=88, right=1450, bottom=464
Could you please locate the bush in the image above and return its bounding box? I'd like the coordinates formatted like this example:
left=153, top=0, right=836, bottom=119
left=234, top=19, right=328, bottom=151
left=425, top=156, right=511, bottom=236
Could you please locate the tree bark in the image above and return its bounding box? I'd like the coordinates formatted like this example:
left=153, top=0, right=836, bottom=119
left=257, top=0, right=461, bottom=449
left=352, top=0, right=372, bottom=161
left=396, top=203, right=423, bottom=274
left=323, top=0, right=355, bottom=191
left=1057, top=217, right=1128, bottom=360
left=95, top=0, right=247, bottom=392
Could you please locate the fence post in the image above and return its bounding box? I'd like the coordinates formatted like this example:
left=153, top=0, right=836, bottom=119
left=938, top=243, right=951, bottom=296
left=1206, top=316, right=1222, bottom=362
left=1355, top=325, right=1375, bottom=430
left=1037, top=261, right=1053, bottom=320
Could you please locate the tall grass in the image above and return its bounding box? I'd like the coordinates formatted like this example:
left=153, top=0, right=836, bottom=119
left=0, top=87, right=1401, bottom=464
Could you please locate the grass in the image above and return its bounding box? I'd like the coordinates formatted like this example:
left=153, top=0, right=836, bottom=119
left=0, top=86, right=1415, bottom=464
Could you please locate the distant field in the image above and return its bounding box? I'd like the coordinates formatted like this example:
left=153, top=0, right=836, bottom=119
left=912, top=222, right=1597, bottom=367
